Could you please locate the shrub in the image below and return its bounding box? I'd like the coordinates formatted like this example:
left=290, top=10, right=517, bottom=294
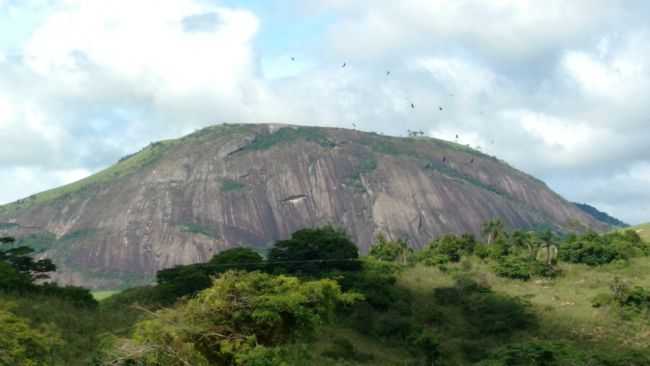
left=38, top=283, right=97, bottom=308
left=493, top=256, right=534, bottom=280
left=0, top=301, right=63, bottom=366
left=492, top=256, right=558, bottom=280
left=417, top=234, right=477, bottom=265
left=375, top=313, right=414, bottom=341
left=476, top=341, right=650, bottom=366
left=434, top=276, right=535, bottom=337
left=409, top=330, right=441, bottom=365
left=559, top=231, right=647, bottom=266
left=369, top=234, right=411, bottom=263
left=591, top=293, right=614, bottom=308
left=474, top=341, right=559, bottom=365
left=337, top=258, right=406, bottom=310
left=106, top=271, right=362, bottom=366
left=474, top=244, right=490, bottom=259
left=321, top=337, right=374, bottom=363
left=0, top=261, right=33, bottom=292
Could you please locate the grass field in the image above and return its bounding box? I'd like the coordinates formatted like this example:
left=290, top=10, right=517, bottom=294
left=91, top=290, right=120, bottom=301
left=401, top=258, right=650, bottom=351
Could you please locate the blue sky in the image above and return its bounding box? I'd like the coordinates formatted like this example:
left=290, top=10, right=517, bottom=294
left=1, top=0, right=649, bottom=224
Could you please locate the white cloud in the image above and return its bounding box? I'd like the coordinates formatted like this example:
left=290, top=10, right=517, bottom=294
left=23, top=0, right=259, bottom=100
left=316, top=0, right=637, bottom=62
left=0, top=0, right=267, bottom=167
left=1, top=0, right=650, bottom=224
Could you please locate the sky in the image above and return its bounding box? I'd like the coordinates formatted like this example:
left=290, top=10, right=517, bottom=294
left=0, top=0, right=649, bottom=224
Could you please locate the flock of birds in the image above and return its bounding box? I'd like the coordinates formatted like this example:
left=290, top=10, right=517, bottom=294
left=290, top=57, right=487, bottom=166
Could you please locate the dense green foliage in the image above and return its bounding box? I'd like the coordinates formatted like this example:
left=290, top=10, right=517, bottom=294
left=476, top=340, right=650, bottom=366
left=560, top=230, right=647, bottom=265
left=1, top=236, right=56, bottom=282
left=368, top=234, right=411, bottom=263
left=154, top=247, right=265, bottom=303
left=4, top=223, right=650, bottom=365
left=268, top=226, right=361, bottom=275
left=1, top=236, right=96, bottom=307
left=0, top=302, right=62, bottom=366
left=240, top=126, right=335, bottom=152
left=104, top=271, right=361, bottom=365
left=417, top=234, right=477, bottom=264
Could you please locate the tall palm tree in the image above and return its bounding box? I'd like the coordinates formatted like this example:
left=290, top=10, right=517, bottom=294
left=481, top=219, right=504, bottom=245
left=536, top=230, right=558, bottom=265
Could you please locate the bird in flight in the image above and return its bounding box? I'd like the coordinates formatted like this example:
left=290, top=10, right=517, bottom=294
left=386, top=70, right=391, bottom=76
left=439, top=106, right=443, bottom=111
left=291, top=57, right=295, bottom=61
left=341, top=62, right=347, bottom=68
left=411, top=103, right=415, bottom=109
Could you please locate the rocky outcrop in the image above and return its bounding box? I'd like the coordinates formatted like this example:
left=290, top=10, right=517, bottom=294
left=0, top=124, right=607, bottom=288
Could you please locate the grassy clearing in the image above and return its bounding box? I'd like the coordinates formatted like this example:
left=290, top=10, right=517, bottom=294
left=91, top=290, right=120, bottom=301
left=240, top=126, right=335, bottom=153
left=312, top=326, right=411, bottom=365
left=401, top=258, right=650, bottom=352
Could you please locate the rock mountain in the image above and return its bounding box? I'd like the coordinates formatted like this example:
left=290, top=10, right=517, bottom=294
left=0, top=124, right=607, bottom=288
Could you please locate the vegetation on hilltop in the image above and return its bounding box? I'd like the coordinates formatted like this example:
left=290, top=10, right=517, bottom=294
left=574, top=202, right=629, bottom=228
left=0, top=141, right=177, bottom=215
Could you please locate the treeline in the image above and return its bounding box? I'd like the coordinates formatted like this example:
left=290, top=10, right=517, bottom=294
left=0, top=236, right=96, bottom=306
left=2, top=223, right=650, bottom=365
left=101, top=223, right=650, bottom=365
left=406, top=220, right=648, bottom=280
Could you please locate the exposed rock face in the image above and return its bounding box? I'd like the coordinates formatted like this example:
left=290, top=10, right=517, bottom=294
left=0, top=124, right=607, bottom=288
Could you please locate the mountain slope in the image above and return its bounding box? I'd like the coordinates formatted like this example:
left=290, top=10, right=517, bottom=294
left=573, top=202, right=628, bottom=228
left=0, top=124, right=606, bottom=288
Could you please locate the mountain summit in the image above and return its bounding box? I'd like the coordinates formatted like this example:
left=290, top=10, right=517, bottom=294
left=0, top=124, right=606, bottom=288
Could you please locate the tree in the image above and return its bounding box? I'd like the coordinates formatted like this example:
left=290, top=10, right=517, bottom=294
left=1, top=236, right=56, bottom=282
left=156, top=247, right=265, bottom=302
left=268, top=226, right=361, bottom=275
left=369, top=233, right=411, bottom=264
left=107, top=271, right=362, bottom=366
left=535, top=230, right=558, bottom=266
left=208, top=247, right=264, bottom=270
left=482, top=220, right=505, bottom=245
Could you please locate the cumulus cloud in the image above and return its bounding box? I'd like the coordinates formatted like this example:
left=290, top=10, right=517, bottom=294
left=1, top=0, right=649, bottom=224
left=1, top=0, right=266, bottom=185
